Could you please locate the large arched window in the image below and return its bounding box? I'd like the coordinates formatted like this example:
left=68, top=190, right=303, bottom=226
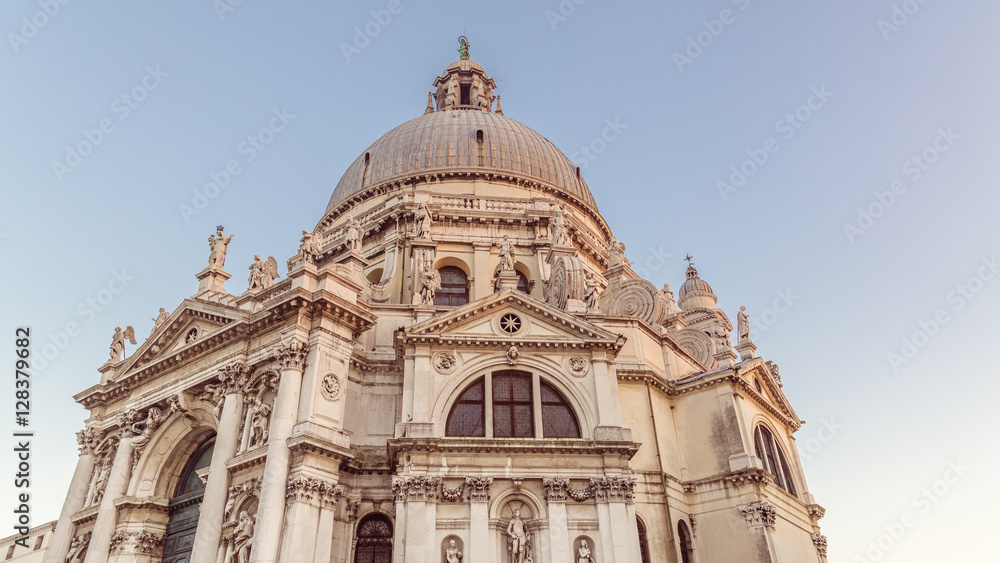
left=163, top=439, right=215, bottom=563
left=754, top=425, right=797, bottom=495
left=435, top=266, right=469, bottom=307
left=354, top=513, right=393, bottom=563
left=446, top=371, right=581, bottom=439
left=678, top=520, right=694, bottom=563
left=637, top=517, right=651, bottom=563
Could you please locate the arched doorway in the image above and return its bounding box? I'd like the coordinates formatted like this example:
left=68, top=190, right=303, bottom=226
left=353, top=513, right=393, bottom=563
left=162, top=439, right=214, bottom=563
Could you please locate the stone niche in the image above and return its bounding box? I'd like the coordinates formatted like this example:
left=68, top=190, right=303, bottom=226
left=441, top=535, right=464, bottom=563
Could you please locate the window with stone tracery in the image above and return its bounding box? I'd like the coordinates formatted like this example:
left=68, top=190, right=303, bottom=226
left=445, top=371, right=581, bottom=439
left=354, top=514, right=393, bottom=563
left=754, top=425, right=797, bottom=495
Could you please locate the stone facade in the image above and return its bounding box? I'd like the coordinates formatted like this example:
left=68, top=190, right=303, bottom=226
left=46, top=52, right=827, bottom=563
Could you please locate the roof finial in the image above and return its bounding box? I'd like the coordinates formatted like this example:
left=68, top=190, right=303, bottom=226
left=684, top=253, right=694, bottom=266
left=458, top=35, right=470, bottom=60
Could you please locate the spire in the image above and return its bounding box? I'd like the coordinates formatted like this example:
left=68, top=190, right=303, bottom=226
left=424, top=92, right=435, bottom=114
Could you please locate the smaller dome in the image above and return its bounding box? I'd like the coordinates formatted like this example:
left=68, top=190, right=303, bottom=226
left=678, top=262, right=717, bottom=310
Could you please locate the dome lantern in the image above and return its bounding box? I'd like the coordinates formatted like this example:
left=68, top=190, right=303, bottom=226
left=677, top=255, right=718, bottom=311
left=430, top=40, right=497, bottom=112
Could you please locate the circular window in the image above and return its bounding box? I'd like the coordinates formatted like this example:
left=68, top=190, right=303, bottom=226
left=499, top=313, right=522, bottom=335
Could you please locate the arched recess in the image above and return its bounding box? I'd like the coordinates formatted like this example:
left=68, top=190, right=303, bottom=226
left=636, top=515, right=651, bottom=563
left=433, top=360, right=596, bottom=440
left=162, top=438, right=215, bottom=563
left=353, top=513, right=393, bottom=563
left=129, top=404, right=217, bottom=499
left=677, top=519, right=695, bottom=563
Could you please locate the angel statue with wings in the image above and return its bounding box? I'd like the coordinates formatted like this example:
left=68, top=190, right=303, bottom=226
left=208, top=226, right=235, bottom=268
left=248, top=255, right=280, bottom=292
left=109, top=326, right=137, bottom=361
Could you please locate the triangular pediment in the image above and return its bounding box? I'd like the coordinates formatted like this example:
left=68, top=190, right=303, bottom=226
left=114, top=299, right=243, bottom=377
left=743, top=359, right=798, bottom=424
left=405, top=290, right=622, bottom=347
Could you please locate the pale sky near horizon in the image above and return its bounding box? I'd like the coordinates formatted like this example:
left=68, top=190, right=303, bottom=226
left=2, top=1, right=998, bottom=561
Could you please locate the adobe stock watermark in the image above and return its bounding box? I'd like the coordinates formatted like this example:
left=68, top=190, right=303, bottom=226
left=797, top=417, right=843, bottom=463
left=7, top=0, right=72, bottom=54
left=51, top=65, right=169, bottom=182
left=852, top=459, right=969, bottom=562
left=545, top=0, right=588, bottom=31
left=887, top=253, right=998, bottom=373
left=34, top=268, right=136, bottom=373
left=746, top=288, right=800, bottom=340
left=716, top=85, right=833, bottom=202
left=629, top=246, right=671, bottom=280
left=878, top=0, right=932, bottom=40
left=213, top=0, right=246, bottom=22
left=843, top=127, right=958, bottom=243
left=672, top=0, right=751, bottom=73
left=568, top=117, right=628, bottom=172
left=340, top=0, right=405, bottom=63
left=178, top=107, right=295, bottom=222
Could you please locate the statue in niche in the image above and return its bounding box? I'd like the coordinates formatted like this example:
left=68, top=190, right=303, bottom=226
left=576, top=539, right=595, bottom=563
left=208, top=225, right=234, bottom=268
left=416, top=266, right=441, bottom=305
left=109, top=326, right=137, bottom=361
left=150, top=307, right=169, bottom=334
left=445, top=539, right=463, bottom=563
left=346, top=214, right=363, bottom=252
left=506, top=509, right=531, bottom=563
left=497, top=235, right=517, bottom=272
left=300, top=229, right=323, bottom=263
left=90, top=460, right=112, bottom=506
left=552, top=204, right=570, bottom=246
left=584, top=272, right=600, bottom=311
left=65, top=533, right=89, bottom=563
left=233, top=510, right=255, bottom=563
left=738, top=305, right=750, bottom=342
left=661, top=284, right=676, bottom=316
left=248, top=255, right=279, bottom=292
left=248, top=398, right=272, bottom=448
left=414, top=203, right=432, bottom=239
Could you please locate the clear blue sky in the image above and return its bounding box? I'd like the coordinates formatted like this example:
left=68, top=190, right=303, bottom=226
left=2, top=1, right=997, bottom=560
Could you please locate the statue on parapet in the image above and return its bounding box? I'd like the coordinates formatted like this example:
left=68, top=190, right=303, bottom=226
left=109, top=326, right=137, bottom=361
left=208, top=226, right=234, bottom=269
left=300, top=229, right=323, bottom=263
left=248, top=255, right=280, bottom=292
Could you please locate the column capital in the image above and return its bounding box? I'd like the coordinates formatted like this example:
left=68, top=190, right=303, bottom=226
left=274, top=339, right=309, bottom=371
left=738, top=500, right=777, bottom=529
left=464, top=476, right=493, bottom=503
left=590, top=476, right=636, bottom=503
left=109, top=530, right=165, bottom=555
left=542, top=477, right=570, bottom=502
left=392, top=476, right=442, bottom=503
left=218, top=362, right=251, bottom=394
left=76, top=426, right=104, bottom=455
left=285, top=476, right=340, bottom=506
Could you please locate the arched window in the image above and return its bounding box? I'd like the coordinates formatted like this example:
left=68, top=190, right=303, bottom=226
left=446, top=372, right=581, bottom=439
left=163, top=439, right=215, bottom=563
left=446, top=379, right=485, bottom=437
left=678, top=520, right=694, bottom=563
left=435, top=266, right=469, bottom=307
left=637, top=518, right=651, bottom=563
left=754, top=425, right=797, bottom=495
left=516, top=271, right=530, bottom=294
left=354, top=513, right=393, bottom=563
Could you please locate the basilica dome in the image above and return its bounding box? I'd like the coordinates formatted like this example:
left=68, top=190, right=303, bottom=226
left=324, top=61, right=597, bottom=215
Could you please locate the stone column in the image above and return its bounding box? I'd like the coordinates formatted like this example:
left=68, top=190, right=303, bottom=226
left=593, top=477, right=639, bottom=562
left=43, top=428, right=101, bottom=563
left=465, top=477, right=492, bottom=563
left=314, top=485, right=343, bottom=563
left=251, top=339, right=308, bottom=563
left=191, top=363, right=248, bottom=563
left=392, top=492, right=407, bottom=563
left=279, top=477, right=323, bottom=563
left=543, top=478, right=571, bottom=562
left=83, top=432, right=135, bottom=563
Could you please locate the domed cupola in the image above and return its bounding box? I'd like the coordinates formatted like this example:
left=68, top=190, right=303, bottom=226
left=677, top=256, right=718, bottom=311
left=428, top=36, right=498, bottom=113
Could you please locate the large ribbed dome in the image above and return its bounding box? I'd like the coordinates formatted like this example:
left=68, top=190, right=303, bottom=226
left=325, top=106, right=597, bottom=213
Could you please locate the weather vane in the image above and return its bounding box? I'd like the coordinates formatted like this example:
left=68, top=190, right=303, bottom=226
left=685, top=253, right=694, bottom=266
left=458, top=35, right=470, bottom=60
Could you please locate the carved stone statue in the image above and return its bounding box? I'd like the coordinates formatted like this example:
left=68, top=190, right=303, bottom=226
left=248, top=255, right=280, bottom=292
left=738, top=305, right=750, bottom=342
left=65, top=532, right=90, bottom=563
left=90, top=461, right=112, bottom=506
left=713, top=326, right=732, bottom=350
left=300, top=229, right=323, bottom=263
left=248, top=398, right=272, bottom=448
left=584, top=272, right=600, bottom=311
left=607, top=236, right=626, bottom=269
left=346, top=215, right=363, bottom=252
left=150, top=308, right=169, bottom=334
left=506, top=345, right=519, bottom=366
left=552, top=204, right=570, bottom=246
left=130, top=406, right=167, bottom=452
left=458, top=35, right=470, bottom=60
left=208, top=226, right=234, bottom=268
left=233, top=510, right=255, bottom=563
left=445, top=539, right=463, bottom=563
left=109, top=326, right=137, bottom=361
left=415, top=266, right=441, bottom=305
left=497, top=235, right=516, bottom=272
left=662, top=284, right=676, bottom=316
left=576, top=539, right=595, bottom=563
left=506, top=509, right=529, bottom=563
left=414, top=203, right=432, bottom=239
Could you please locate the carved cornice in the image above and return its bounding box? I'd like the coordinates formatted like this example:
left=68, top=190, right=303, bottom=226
left=275, top=339, right=309, bottom=371
left=590, top=476, right=635, bottom=503
left=76, top=426, right=103, bottom=455
left=391, top=476, right=442, bottom=503
left=109, top=530, right=165, bottom=554
left=724, top=468, right=773, bottom=488
left=464, top=476, right=493, bottom=502
left=807, top=503, right=826, bottom=520
left=738, top=501, right=777, bottom=529
left=542, top=477, right=569, bottom=502
left=387, top=438, right=639, bottom=465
